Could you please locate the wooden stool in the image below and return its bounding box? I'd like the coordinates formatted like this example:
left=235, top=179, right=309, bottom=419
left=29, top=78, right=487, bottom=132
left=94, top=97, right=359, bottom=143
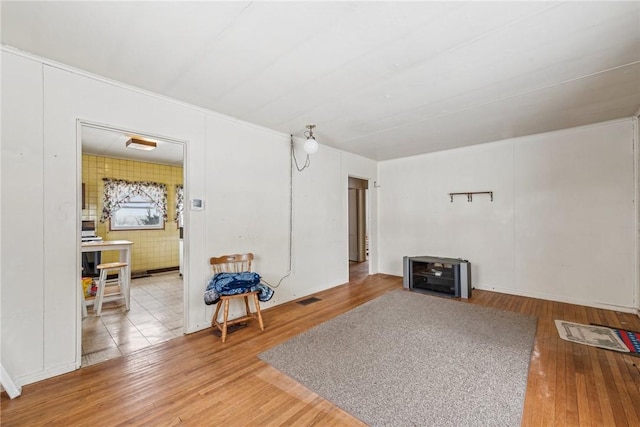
left=94, top=262, right=130, bottom=316
left=211, top=290, right=264, bottom=343
left=79, top=277, right=95, bottom=318
left=80, top=284, right=90, bottom=318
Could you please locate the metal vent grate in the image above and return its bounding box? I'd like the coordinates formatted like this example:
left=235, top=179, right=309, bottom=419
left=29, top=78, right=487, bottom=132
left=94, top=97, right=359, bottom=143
left=297, top=297, right=322, bottom=306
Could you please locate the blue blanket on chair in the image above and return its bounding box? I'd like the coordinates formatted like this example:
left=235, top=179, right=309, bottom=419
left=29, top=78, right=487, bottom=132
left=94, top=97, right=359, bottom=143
left=204, top=272, right=274, bottom=305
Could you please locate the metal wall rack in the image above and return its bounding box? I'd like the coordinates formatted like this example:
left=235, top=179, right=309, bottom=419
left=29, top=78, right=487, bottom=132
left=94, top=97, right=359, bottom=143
left=449, top=191, right=493, bottom=202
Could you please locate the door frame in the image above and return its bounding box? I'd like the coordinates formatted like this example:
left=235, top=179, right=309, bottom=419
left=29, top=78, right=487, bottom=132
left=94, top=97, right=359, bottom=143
left=75, top=119, right=189, bottom=367
left=348, top=176, right=368, bottom=263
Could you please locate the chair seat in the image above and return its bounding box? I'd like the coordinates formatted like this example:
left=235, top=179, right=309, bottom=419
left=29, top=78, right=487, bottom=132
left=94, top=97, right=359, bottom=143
left=97, top=261, right=128, bottom=270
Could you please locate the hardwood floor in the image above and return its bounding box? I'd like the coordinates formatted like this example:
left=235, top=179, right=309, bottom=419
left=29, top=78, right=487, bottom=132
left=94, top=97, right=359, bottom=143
left=2, top=272, right=640, bottom=426
left=349, top=260, right=369, bottom=283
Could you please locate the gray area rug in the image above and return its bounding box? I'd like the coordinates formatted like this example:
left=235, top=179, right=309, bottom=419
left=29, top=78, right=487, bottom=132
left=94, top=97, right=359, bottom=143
left=259, top=289, right=537, bottom=427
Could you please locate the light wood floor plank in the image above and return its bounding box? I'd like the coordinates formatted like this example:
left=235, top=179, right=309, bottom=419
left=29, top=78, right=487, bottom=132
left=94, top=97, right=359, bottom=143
left=2, top=268, right=640, bottom=426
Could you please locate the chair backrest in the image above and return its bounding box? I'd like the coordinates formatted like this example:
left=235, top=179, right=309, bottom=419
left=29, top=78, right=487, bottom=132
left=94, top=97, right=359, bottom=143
left=210, top=253, right=253, bottom=275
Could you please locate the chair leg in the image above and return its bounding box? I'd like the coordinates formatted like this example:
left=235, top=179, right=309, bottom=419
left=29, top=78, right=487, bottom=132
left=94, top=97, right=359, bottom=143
left=253, top=293, right=264, bottom=331
left=94, top=269, right=107, bottom=316
left=212, top=301, right=222, bottom=327
left=120, top=266, right=130, bottom=311
left=221, top=299, right=230, bottom=343
left=244, top=295, right=251, bottom=316
left=80, top=280, right=88, bottom=318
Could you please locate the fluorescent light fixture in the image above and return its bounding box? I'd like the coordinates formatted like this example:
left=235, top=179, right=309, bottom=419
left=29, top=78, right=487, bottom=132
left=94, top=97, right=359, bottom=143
left=126, top=138, right=157, bottom=151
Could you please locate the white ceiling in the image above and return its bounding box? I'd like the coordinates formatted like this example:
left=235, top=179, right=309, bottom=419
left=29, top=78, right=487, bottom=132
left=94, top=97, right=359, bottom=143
left=2, top=1, right=639, bottom=161
left=81, top=125, right=184, bottom=167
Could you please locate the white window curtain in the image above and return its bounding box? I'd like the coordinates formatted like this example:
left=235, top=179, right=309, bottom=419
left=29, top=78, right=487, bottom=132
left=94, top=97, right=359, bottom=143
left=100, top=178, right=168, bottom=223
left=175, top=184, right=184, bottom=222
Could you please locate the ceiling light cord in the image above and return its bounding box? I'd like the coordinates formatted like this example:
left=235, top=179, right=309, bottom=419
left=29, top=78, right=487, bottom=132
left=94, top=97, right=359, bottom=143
left=291, top=134, right=311, bottom=172
left=260, top=136, right=297, bottom=289
left=262, top=129, right=318, bottom=289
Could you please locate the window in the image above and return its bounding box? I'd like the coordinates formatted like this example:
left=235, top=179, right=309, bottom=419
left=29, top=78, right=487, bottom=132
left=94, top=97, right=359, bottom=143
left=100, top=178, right=168, bottom=230
left=110, top=194, right=164, bottom=230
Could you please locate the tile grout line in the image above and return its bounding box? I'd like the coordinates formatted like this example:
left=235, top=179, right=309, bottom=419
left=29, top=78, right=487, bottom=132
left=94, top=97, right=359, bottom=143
left=82, top=273, right=184, bottom=366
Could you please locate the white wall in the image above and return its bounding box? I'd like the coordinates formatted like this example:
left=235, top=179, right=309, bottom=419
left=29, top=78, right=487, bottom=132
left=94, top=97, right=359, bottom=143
left=0, top=49, right=378, bottom=386
left=513, top=120, right=634, bottom=308
left=379, top=119, right=637, bottom=311
left=1, top=50, right=46, bottom=381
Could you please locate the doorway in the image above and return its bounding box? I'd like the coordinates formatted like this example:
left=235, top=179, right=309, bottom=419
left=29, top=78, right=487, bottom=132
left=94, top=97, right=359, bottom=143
left=78, top=122, right=186, bottom=366
left=348, top=177, right=368, bottom=282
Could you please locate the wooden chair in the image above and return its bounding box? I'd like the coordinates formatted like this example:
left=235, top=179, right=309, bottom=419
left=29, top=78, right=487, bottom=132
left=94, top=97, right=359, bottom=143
left=209, top=253, right=264, bottom=342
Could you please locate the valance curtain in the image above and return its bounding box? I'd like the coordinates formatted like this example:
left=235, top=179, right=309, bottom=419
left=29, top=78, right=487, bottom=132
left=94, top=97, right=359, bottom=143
left=100, top=178, right=168, bottom=223
left=175, top=184, right=184, bottom=222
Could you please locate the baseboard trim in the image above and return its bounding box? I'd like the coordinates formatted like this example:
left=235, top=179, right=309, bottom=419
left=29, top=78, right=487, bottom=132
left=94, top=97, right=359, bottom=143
left=1, top=363, right=21, bottom=398
left=475, top=285, right=637, bottom=314
left=131, top=266, right=179, bottom=278
left=147, top=266, right=179, bottom=274
left=14, top=362, right=77, bottom=388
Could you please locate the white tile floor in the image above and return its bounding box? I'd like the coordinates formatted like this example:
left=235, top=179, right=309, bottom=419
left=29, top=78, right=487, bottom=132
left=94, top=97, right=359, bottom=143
left=82, top=272, right=183, bottom=367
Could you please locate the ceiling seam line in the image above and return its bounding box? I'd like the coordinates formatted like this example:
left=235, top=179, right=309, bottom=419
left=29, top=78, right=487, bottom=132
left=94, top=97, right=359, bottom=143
left=250, top=2, right=565, bottom=121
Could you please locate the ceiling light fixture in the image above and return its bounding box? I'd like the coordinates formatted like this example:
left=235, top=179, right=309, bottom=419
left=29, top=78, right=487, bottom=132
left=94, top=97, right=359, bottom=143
left=126, top=138, right=157, bottom=151
left=292, top=124, right=319, bottom=172
left=303, top=124, right=319, bottom=154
